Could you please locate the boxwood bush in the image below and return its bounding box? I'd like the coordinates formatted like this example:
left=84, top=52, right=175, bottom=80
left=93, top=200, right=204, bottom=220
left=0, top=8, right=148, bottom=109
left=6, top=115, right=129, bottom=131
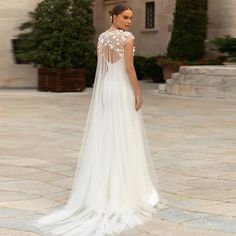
left=167, top=0, right=207, bottom=60
left=143, top=57, right=164, bottom=83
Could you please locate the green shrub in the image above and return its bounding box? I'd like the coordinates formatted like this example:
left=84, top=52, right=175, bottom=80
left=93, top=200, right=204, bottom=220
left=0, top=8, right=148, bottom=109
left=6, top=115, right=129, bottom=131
left=226, top=57, right=236, bottom=62
left=134, top=56, right=146, bottom=80
left=167, top=0, right=208, bottom=60
left=209, top=35, right=236, bottom=61
left=143, top=57, right=164, bottom=83
left=182, top=56, right=225, bottom=65
left=14, top=0, right=96, bottom=69
left=85, top=54, right=97, bottom=87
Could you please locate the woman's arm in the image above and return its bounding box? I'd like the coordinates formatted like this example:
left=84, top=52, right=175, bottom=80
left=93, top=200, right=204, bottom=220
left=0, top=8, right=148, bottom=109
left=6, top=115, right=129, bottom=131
left=124, top=40, right=143, bottom=111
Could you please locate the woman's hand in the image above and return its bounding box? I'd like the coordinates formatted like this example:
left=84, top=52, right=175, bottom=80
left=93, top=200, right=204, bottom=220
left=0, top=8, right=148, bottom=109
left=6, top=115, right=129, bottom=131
left=135, top=93, right=143, bottom=111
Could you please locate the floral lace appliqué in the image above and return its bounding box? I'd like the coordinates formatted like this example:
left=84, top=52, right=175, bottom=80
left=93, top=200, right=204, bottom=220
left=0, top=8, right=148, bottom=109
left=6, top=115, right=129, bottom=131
left=97, top=30, right=135, bottom=61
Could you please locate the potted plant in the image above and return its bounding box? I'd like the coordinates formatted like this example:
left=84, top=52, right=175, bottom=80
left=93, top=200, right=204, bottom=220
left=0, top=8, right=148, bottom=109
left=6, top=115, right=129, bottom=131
left=156, top=56, right=184, bottom=80
left=209, top=35, right=236, bottom=66
left=14, top=0, right=96, bottom=92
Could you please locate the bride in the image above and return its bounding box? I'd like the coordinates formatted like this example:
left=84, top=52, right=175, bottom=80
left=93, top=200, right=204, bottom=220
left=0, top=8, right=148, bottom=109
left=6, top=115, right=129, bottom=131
left=30, top=3, right=160, bottom=236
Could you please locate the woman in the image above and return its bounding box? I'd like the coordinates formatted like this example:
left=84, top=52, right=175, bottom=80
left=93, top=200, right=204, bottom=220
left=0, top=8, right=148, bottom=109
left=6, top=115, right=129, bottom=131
left=30, top=3, right=160, bottom=236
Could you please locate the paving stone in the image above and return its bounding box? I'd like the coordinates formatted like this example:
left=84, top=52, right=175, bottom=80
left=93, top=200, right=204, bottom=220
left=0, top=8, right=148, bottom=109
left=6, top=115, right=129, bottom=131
left=0, top=208, right=36, bottom=219
left=165, top=225, right=235, bottom=236
left=157, top=207, right=207, bottom=224
left=0, top=80, right=235, bottom=235
left=0, top=198, right=61, bottom=211
left=0, top=228, right=39, bottom=236
left=0, top=190, right=39, bottom=202
left=184, top=214, right=236, bottom=234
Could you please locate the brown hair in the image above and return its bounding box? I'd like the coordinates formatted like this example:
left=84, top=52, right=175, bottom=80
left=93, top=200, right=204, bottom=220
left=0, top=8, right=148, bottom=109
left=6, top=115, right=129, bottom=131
left=109, top=4, right=132, bottom=23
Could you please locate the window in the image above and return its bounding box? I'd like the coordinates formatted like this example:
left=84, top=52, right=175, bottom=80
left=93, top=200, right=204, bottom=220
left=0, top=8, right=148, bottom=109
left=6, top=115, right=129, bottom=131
left=145, top=1, right=155, bottom=29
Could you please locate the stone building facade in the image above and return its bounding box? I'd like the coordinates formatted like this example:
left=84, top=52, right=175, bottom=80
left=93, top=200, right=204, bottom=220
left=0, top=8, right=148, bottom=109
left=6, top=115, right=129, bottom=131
left=93, top=0, right=236, bottom=57
left=0, top=0, right=41, bottom=88
left=1, top=0, right=236, bottom=88
left=207, top=0, right=236, bottom=39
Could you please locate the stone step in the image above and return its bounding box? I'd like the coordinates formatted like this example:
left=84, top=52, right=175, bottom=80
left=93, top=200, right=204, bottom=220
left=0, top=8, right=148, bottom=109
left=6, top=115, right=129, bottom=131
left=157, top=83, right=167, bottom=94
left=179, top=66, right=236, bottom=76
left=166, top=66, right=236, bottom=99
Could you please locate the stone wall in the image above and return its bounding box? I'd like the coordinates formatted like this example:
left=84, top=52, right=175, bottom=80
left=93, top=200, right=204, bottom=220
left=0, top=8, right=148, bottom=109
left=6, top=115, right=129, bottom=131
left=207, top=0, right=236, bottom=39
left=0, top=0, right=41, bottom=88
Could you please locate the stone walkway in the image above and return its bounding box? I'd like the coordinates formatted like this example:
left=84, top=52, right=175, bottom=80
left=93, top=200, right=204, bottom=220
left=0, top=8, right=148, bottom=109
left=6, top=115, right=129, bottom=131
left=0, top=80, right=235, bottom=235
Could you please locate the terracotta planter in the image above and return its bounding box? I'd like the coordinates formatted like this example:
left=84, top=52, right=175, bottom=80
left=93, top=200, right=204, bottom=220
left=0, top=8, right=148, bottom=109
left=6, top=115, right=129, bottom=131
left=38, top=67, right=86, bottom=92
left=163, top=64, right=180, bottom=80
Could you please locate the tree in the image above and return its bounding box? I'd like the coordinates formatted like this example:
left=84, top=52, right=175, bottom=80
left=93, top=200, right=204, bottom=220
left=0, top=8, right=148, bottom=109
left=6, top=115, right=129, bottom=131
left=14, top=0, right=96, bottom=69
left=167, top=0, right=208, bottom=61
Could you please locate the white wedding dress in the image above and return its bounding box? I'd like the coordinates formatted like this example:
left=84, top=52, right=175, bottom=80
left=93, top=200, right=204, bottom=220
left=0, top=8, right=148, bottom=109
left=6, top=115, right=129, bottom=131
left=29, top=29, right=160, bottom=236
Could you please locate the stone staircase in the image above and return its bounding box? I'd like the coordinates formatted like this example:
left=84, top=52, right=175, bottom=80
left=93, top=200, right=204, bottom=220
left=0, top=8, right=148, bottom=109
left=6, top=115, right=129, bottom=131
left=165, top=66, right=236, bottom=99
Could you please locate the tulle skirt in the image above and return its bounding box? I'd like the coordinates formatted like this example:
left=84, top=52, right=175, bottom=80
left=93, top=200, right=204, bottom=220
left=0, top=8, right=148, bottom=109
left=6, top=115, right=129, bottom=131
left=29, top=59, right=160, bottom=235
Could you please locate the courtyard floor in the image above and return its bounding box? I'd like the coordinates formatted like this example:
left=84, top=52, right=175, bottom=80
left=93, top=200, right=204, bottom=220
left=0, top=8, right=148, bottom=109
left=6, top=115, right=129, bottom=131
left=0, top=80, right=235, bottom=235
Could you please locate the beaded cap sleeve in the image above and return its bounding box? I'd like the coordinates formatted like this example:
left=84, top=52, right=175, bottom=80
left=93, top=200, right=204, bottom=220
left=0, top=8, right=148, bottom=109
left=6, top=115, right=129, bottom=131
left=97, top=30, right=135, bottom=64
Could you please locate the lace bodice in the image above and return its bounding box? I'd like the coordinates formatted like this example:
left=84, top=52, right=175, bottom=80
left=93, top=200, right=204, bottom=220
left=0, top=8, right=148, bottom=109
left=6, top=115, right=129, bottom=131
left=97, top=29, right=135, bottom=63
